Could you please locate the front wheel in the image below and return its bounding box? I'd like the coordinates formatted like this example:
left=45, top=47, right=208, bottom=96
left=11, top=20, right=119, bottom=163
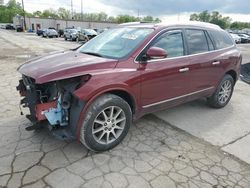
left=207, top=74, right=235, bottom=108
left=80, top=94, right=132, bottom=152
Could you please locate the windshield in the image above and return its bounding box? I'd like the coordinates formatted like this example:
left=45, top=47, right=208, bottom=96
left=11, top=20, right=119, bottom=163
left=70, top=29, right=78, bottom=33
left=77, top=27, right=153, bottom=59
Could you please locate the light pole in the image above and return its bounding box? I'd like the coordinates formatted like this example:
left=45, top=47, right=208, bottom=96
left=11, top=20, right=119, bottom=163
left=81, top=0, right=83, bottom=20
left=21, top=0, right=26, bottom=30
left=71, top=0, right=73, bottom=19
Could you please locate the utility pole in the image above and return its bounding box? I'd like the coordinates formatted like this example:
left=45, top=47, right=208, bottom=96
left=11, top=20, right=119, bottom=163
left=137, top=9, right=140, bottom=21
left=81, top=0, right=83, bottom=20
left=71, top=0, right=73, bottom=19
left=21, top=0, right=26, bottom=30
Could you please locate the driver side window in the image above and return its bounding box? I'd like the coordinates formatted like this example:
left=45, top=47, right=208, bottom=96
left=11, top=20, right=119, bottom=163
left=153, top=31, right=184, bottom=58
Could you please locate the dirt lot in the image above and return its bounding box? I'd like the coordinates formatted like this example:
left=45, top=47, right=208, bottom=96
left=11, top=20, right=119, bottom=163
left=0, top=29, right=250, bottom=188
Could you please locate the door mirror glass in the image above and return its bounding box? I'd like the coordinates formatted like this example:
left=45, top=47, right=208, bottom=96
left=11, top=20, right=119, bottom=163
left=146, top=47, right=168, bottom=60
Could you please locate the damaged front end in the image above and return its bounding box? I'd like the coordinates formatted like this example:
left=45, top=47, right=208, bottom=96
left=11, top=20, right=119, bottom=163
left=16, top=75, right=89, bottom=139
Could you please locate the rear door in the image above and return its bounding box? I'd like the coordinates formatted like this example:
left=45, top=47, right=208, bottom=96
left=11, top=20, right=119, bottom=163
left=139, top=30, right=192, bottom=113
left=184, top=29, right=220, bottom=99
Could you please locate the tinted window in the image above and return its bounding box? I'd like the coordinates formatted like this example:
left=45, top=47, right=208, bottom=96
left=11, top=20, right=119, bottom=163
left=208, top=30, right=234, bottom=49
left=186, top=29, right=209, bottom=55
left=205, top=31, right=215, bottom=51
left=153, top=31, right=184, bottom=58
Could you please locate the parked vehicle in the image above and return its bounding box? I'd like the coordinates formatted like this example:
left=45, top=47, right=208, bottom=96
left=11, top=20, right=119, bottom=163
left=42, top=29, right=58, bottom=38
left=80, top=29, right=97, bottom=41
left=37, top=29, right=45, bottom=36
left=5, top=24, right=15, bottom=30
left=237, top=33, right=250, bottom=43
left=16, top=25, right=23, bottom=32
left=0, top=24, right=6, bottom=29
left=230, top=33, right=241, bottom=44
left=17, top=22, right=241, bottom=152
left=76, top=29, right=97, bottom=42
left=64, top=29, right=78, bottom=41
left=58, top=29, right=64, bottom=37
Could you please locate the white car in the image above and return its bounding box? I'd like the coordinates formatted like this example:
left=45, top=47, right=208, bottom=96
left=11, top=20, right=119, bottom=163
left=230, top=33, right=241, bottom=44
left=43, top=29, right=58, bottom=38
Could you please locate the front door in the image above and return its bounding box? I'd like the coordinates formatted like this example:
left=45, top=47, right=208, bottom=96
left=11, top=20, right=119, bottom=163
left=139, top=30, right=192, bottom=113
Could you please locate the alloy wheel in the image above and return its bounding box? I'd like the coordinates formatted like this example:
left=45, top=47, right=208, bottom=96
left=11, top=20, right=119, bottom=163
left=218, top=80, right=232, bottom=104
left=92, top=106, right=126, bottom=145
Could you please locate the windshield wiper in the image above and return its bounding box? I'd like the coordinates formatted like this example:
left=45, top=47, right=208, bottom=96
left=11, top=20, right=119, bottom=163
left=81, top=51, right=103, bottom=57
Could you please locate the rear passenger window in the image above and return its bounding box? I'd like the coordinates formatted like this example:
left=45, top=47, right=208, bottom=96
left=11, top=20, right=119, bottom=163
left=186, top=29, right=209, bottom=55
left=153, top=31, right=184, bottom=58
left=207, top=30, right=234, bottom=49
left=205, top=31, right=215, bottom=51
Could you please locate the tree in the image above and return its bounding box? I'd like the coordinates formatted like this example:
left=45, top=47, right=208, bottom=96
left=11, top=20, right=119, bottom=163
left=0, top=0, right=23, bottom=23
left=33, top=11, right=42, bottom=17
left=154, top=18, right=161, bottom=23
left=41, top=9, right=58, bottom=19
left=57, top=8, right=70, bottom=19
left=230, top=22, right=250, bottom=29
left=142, top=16, right=154, bottom=22
left=190, top=10, right=231, bottom=29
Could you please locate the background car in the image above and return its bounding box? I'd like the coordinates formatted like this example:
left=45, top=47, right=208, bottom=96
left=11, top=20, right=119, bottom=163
left=79, top=29, right=97, bottom=41
left=230, top=33, right=241, bottom=44
left=64, top=29, right=78, bottom=41
left=237, top=33, right=250, bottom=43
left=5, top=24, right=15, bottom=30
left=36, top=29, right=45, bottom=36
left=58, top=29, right=64, bottom=37
left=42, top=29, right=58, bottom=38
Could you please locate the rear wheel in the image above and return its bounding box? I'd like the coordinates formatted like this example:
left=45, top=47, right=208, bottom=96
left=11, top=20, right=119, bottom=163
left=207, top=74, right=235, bottom=108
left=80, top=94, right=132, bottom=152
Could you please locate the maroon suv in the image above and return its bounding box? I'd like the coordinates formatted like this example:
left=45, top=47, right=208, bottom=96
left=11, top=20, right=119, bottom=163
left=17, top=22, right=241, bottom=151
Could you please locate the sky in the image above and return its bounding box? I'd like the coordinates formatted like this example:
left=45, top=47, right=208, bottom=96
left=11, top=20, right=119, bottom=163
left=13, top=0, right=250, bottom=22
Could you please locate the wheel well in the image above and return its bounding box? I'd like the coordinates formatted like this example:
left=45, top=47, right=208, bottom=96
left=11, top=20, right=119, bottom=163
left=226, top=70, right=237, bottom=84
left=106, top=90, right=135, bottom=114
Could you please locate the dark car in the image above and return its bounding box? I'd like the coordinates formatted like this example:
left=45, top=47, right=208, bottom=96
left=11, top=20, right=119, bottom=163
left=36, top=29, right=45, bottom=36
left=58, top=29, right=64, bottom=37
left=6, top=24, right=15, bottom=30
left=17, top=22, right=241, bottom=152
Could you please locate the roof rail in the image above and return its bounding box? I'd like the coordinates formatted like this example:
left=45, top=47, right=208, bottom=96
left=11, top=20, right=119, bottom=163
left=119, top=21, right=155, bottom=26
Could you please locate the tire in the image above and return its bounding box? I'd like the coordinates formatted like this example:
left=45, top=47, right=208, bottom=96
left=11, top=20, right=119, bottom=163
left=64, top=37, right=67, bottom=41
left=80, top=94, right=132, bottom=152
left=207, top=74, right=235, bottom=108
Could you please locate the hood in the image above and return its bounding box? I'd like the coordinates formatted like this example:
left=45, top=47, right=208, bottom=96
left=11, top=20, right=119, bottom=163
left=18, top=51, right=118, bottom=84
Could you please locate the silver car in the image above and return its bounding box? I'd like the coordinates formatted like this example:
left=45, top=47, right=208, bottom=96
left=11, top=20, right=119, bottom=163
left=43, top=29, right=58, bottom=38
left=64, top=29, right=78, bottom=41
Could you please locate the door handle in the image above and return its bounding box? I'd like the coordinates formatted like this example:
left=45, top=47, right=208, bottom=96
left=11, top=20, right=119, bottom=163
left=179, top=67, right=189, bottom=73
left=212, top=61, right=220, bottom=65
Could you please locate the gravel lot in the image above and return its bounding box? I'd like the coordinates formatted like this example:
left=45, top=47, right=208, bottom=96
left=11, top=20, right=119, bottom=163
left=0, top=29, right=250, bottom=188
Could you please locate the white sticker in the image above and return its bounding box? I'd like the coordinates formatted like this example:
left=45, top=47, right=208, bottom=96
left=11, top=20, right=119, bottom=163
left=121, top=34, right=138, bottom=40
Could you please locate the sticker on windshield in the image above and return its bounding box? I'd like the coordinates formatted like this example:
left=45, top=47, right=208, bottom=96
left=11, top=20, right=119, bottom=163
left=121, top=34, right=138, bottom=40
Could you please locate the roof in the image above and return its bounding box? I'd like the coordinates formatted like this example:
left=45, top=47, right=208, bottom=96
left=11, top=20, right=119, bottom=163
left=119, top=21, right=222, bottom=31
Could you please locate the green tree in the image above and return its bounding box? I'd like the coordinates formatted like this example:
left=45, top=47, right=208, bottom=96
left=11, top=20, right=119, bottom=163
left=57, top=8, right=70, bottom=19
left=33, top=11, right=42, bottom=17
left=41, top=9, right=58, bottom=19
left=142, top=16, right=154, bottom=22
left=190, top=10, right=231, bottom=29
left=230, top=22, right=250, bottom=29
left=0, top=0, right=23, bottom=23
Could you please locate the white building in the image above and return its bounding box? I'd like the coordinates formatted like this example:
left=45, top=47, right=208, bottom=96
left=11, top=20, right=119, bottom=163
left=13, top=16, right=117, bottom=31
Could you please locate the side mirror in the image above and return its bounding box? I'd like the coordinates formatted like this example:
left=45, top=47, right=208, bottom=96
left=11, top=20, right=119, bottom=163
left=146, top=47, right=167, bottom=60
